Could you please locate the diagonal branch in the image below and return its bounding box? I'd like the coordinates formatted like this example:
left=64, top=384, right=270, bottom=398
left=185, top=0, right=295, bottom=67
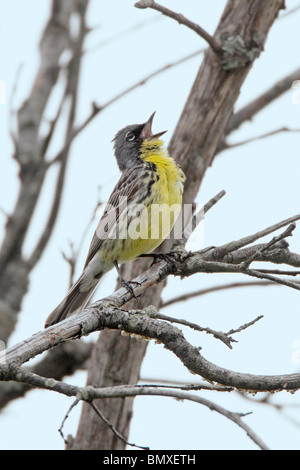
left=211, top=214, right=300, bottom=259
left=50, top=47, right=206, bottom=165
left=238, top=223, right=296, bottom=269
left=153, top=311, right=263, bottom=349
left=225, top=66, right=300, bottom=136
left=161, top=280, right=274, bottom=309
left=134, top=0, right=221, bottom=53
left=221, top=127, right=300, bottom=152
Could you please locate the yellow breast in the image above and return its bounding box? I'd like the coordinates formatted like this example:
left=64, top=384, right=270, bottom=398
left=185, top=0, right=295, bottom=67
left=140, top=138, right=186, bottom=244
left=108, top=138, right=186, bottom=264
left=141, top=138, right=185, bottom=204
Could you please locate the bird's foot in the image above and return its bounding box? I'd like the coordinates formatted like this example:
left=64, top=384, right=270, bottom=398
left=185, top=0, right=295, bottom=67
left=114, top=260, right=141, bottom=300
left=120, top=278, right=141, bottom=299
left=139, top=252, right=178, bottom=271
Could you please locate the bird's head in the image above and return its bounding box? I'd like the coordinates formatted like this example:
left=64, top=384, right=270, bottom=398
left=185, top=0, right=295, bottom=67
left=112, top=112, right=167, bottom=171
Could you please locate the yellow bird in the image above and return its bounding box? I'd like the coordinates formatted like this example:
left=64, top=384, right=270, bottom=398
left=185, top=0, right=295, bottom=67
left=45, top=112, right=186, bottom=327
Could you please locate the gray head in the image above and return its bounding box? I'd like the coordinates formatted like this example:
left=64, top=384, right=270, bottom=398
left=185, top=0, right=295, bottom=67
left=112, top=112, right=166, bottom=171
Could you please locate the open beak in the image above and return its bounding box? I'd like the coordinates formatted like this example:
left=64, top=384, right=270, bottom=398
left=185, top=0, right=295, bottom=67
left=140, top=112, right=167, bottom=140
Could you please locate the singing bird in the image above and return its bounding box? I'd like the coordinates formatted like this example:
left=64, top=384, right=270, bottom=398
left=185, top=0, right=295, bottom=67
left=45, top=112, right=186, bottom=328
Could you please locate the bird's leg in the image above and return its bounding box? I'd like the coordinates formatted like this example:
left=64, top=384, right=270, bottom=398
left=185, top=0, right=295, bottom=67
left=113, top=260, right=141, bottom=299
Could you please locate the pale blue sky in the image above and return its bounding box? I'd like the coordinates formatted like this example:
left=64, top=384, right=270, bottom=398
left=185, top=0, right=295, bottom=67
left=1, top=0, right=300, bottom=450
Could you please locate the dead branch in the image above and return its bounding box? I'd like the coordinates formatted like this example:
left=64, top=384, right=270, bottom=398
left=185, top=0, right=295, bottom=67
left=0, top=0, right=89, bottom=343
left=134, top=0, right=221, bottom=53
left=1, top=366, right=268, bottom=450
left=161, top=281, right=274, bottom=309
left=2, top=208, right=300, bottom=394
left=0, top=340, right=93, bottom=410
left=225, top=66, right=300, bottom=137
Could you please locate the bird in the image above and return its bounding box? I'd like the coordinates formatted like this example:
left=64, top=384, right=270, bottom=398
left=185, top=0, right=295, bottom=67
left=45, top=112, right=186, bottom=328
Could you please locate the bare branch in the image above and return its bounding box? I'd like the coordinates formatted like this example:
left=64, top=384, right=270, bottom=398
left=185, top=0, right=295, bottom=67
left=161, top=281, right=274, bottom=309
left=27, top=8, right=87, bottom=271
left=61, top=191, right=103, bottom=287
left=226, top=315, right=264, bottom=336
left=153, top=311, right=263, bottom=349
left=2, top=239, right=300, bottom=394
left=225, top=66, right=300, bottom=136
left=53, top=47, right=206, bottom=159
left=278, top=4, right=300, bottom=19
left=59, top=399, right=79, bottom=446
left=150, top=310, right=237, bottom=348
left=1, top=207, right=300, bottom=394
left=2, top=366, right=268, bottom=450
left=84, top=16, right=162, bottom=54
left=0, top=0, right=90, bottom=344
left=0, top=341, right=93, bottom=410
left=222, top=127, right=300, bottom=151
left=174, top=189, right=226, bottom=248
left=221, top=242, right=300, bottom=268
left=239, top=266, right=300, bottom=292
left=134, top=0, right=221, bottom=53
left=88, top=401, right=149, bottom=450
left=212, top=215, right=300, bottom=259
left=238, top=223, right=296, bottom=269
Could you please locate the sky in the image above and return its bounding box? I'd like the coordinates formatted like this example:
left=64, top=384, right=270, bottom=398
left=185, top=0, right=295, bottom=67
left=1, top=0, right=300, bottom=450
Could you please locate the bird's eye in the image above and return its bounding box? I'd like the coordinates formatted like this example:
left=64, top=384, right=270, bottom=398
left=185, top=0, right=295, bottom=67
left=126, top=131, right=135, bottom=141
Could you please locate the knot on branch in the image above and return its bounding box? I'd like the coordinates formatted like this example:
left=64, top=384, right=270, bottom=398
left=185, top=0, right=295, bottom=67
left=134, top=0, right=154, bottom=9
left=76, top=385, right=95, bottom=402
left=220, top=31, right=263, bottom=70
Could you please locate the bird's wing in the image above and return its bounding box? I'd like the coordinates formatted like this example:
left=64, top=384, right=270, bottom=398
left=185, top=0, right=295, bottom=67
left=83, top=167, right=144, bottom=269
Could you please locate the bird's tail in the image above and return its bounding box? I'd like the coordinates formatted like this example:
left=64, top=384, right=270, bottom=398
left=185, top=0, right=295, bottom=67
left=44, top=275, right=98, bottom=328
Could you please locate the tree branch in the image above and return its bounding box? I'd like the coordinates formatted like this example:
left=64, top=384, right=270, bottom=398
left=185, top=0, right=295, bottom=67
left=154, top=310, right=263, bottom=349
left=49, top=47, right=206, bottom=165
left=225, top=66, right=300, bottom=136
left=222, top=127, right=300, bottom=152
left=0, top=340, right=93, bottom=410
left=0, top=0, right=89, bottom=344
left=161, top=280, right=274, bottom=309
left=1, top=365, right=268, bottom=450
left=2, top=212, right=300, bottom=393
left=134, top=0, right=221, bottom=53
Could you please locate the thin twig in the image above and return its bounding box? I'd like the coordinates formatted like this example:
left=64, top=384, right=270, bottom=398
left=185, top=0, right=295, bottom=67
left=239, top=223, right=296, bottom=269
left=61, top=242, right=77, bottom=289
left=214, top=215, right=300, bottom=259
left=241, top=267, right=300, bottom=292
left=58, top=399, right=79, bottom=445
left=134, top=0, right=221, bottom=53
left=279, top=4, right=300, bottom=19
left=137, top=380, right=233, bottom=392
left=222, top=127, right=300, bottom=151
left=175, top=190, right=226, bottom=248
left=61, top=191, right=103, bottom=287
left=152, top=311, right=236, bottom=348
left=154, top=311, right=264, bottom=349
left=27, top=11, right=87, bottom=270
left=49, top=47, right=205, bottom=166
left=84, top=16, right=162, bottom=54
left=256, top=269, right=300, bottom=276
left=225, top=66, right=300, bottom=136
left=161, top=281, right=274, bottom=308
left=226, top=315, right=264, bottom=336
left=88, top=401, right=149, bottom=450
